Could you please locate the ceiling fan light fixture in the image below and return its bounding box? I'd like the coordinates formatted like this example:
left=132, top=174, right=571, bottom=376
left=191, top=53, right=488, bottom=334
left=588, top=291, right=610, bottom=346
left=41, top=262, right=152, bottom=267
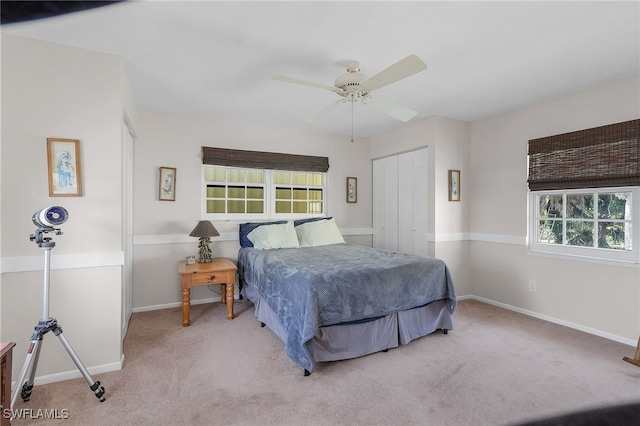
left=334, top=72, right=367, bottom=94
left=345, top=60, right=361, bottom=73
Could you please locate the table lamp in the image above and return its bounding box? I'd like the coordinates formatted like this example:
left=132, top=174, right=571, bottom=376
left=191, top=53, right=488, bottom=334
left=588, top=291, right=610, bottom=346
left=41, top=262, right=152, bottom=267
left=189, top=220, right=220, bottom=263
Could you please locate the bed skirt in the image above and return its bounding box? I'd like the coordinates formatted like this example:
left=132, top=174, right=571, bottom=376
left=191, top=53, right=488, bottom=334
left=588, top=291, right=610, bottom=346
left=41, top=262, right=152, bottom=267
left=244, top=285, right=453, bottom=364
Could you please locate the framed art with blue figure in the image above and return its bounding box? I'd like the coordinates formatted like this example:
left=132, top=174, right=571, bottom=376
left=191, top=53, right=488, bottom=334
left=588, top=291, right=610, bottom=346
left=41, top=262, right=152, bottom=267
left=347, top=177, right=357, bottom=203
left=448, top=169, right=460, bottom=202
left=47, top=138, right=82, bottom=197
left=159, top=166, right=177, bottom=201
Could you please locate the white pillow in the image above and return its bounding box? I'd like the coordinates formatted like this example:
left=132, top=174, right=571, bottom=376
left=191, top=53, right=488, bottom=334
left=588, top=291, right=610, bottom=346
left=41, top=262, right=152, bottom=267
left=296, top=218, right=346, bottom=247
left=247, top=221, right=299, bottom=250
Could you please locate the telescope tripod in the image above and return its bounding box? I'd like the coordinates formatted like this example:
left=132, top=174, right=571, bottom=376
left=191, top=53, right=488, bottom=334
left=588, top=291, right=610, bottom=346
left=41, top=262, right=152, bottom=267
left=11, top=229, right=105, bottom=409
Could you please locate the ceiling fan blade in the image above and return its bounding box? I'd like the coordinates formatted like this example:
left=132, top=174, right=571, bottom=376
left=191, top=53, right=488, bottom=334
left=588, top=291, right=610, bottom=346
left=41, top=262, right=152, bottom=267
left=360, top=55, right=427, bottom=93
left=271, top=74, right=343, bottom=93
left=307, top=99, right=346, bottom=122
left=364, top=96, right=417, bottom=122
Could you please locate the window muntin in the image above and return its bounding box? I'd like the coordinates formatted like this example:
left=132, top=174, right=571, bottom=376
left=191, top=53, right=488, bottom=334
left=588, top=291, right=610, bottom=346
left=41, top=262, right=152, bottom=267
left=531, top=187, right=638, bottom=263
left=203, top=166, right=325, bottom=220
left=273, top=171, right=324, bottom=215
left=204, top=166, right=265, bottom=215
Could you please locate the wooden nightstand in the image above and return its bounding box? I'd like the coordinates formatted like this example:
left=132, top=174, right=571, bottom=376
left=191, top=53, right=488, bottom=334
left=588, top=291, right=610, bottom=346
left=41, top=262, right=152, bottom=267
left=1, top=342, right=16, bottom=426
left=178, top=258, right=237, bottom=326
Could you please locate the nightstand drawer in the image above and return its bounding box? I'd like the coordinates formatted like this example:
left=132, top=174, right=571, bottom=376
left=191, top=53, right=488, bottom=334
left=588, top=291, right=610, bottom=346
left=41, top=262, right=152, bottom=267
left=190, top=273, right=226, bottom=285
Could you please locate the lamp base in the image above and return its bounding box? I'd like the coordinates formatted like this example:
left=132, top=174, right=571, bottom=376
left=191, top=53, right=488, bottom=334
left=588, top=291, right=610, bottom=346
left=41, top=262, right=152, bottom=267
left=197, top=236, right=213, bottom=263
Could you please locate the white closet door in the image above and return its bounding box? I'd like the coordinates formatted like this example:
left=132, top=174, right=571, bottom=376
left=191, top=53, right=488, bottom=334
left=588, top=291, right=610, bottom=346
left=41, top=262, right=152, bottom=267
left=373, top=155, right=399, bottom=251
left=398, top=148, right=428, bottom=256
left=397, top=152, right=414, bottom=253
left=121, top=122, right=134, bottom=340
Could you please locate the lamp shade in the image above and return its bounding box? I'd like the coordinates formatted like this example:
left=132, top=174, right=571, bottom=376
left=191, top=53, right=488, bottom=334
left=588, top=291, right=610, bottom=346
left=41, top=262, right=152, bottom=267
left=189, top=220, right=220, bottom=238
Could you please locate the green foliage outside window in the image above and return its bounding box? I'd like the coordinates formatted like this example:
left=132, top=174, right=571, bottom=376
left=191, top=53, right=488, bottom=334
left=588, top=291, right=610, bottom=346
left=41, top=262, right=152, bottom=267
left=537, top=191, right=630, bottom=251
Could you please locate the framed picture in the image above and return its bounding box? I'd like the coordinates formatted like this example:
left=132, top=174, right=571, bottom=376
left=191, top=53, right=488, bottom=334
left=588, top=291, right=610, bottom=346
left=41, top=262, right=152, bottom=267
left=347, top=177, right=357, bottom=203
left=448, top=170, right=460, bottom=202
left=47, top=138, right=82, bottom=197
left=159, top=167, right=176, bottom=201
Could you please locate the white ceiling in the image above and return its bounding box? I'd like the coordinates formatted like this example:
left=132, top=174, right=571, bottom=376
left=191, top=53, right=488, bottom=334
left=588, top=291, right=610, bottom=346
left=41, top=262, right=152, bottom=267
left=2, top=1, right=639, bottom=138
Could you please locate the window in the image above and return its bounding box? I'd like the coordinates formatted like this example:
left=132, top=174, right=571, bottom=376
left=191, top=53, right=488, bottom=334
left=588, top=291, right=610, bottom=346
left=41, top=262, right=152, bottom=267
left=527, top=119, right=640, bottom=263
left=204, top=166, right=265, bottom=216
left=203, top=165, right=325, bottom=220
left=530, top=188, right=639, bottom=263
left=273, top=171, right=324, bottom=215
left=200, top=147, right=329, bottom=221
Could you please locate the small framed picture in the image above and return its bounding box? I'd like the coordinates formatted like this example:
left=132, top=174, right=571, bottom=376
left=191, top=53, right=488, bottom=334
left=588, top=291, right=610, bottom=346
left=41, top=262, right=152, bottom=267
left=47, top=138, right=82, bottom=197
left=347, top=177, right=357, bottom=203
left=448, top=170, right=460, bottom=202
left=159, top=167, right=176, bottom=201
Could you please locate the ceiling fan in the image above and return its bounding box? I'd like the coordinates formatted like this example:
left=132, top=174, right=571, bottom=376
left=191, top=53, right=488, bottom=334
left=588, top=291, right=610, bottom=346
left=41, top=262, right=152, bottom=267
left=271, top=55, right=428, bottom=125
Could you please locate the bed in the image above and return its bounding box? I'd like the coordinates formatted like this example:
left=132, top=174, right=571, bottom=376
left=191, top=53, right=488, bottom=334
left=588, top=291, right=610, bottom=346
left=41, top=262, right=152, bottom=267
left=237, top=218, right=456, bottom=375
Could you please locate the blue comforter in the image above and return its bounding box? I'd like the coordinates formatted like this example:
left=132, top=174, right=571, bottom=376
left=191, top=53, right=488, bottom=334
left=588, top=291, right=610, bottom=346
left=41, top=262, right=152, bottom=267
left=238, top=244, right=456, bottom=372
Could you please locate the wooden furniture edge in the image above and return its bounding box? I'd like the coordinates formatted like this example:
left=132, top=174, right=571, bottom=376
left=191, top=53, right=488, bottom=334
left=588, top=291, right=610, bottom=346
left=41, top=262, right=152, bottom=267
left=1, top=342, right=17, bottom=425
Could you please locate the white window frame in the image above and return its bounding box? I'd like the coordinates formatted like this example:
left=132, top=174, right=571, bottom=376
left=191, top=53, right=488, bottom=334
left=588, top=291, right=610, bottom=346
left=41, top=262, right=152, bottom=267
left=528, top=186, right=640, bottom=264
left=202, top=165, right=327, bottom=222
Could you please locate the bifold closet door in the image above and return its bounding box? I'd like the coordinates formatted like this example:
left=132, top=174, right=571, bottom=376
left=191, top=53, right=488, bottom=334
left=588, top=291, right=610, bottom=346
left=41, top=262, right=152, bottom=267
left=373, top=155, right=399, bottom=251
left=398, top=149, right=428, bottom=256
left=374, top=148, right=428, bottom=255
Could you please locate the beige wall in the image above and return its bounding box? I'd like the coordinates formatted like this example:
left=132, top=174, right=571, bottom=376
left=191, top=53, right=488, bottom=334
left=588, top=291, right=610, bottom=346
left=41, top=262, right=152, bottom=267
left=469, top=76, right=640, bottom=342
left=131, top=109, right=373, bottom=309
left=1, top=35, right=128, bottom=380
left=369, top=79, right=639, bottom=343
left=2, top=32, right=637, bottom=387
left=370, top=116, right=472, bottom=296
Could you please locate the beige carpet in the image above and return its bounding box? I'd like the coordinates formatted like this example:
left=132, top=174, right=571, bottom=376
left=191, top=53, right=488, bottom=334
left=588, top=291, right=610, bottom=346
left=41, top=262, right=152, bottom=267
left=9, top=299, right=640, bottom=425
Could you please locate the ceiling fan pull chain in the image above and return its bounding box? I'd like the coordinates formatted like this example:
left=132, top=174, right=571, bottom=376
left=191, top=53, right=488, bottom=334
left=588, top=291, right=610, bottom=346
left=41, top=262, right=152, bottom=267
left=351, top=99, right=354, bottom=143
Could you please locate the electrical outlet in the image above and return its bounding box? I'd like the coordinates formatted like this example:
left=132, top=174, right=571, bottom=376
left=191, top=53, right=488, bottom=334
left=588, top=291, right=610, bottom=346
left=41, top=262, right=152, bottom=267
left=528, top=280, right=537, bottom=292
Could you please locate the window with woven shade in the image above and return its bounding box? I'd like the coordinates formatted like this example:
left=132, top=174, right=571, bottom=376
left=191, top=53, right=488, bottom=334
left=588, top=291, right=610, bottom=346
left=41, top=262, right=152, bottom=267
left=528, top=120, right=640, bottom=264
left=202, top=147, right=329, bottom=173
left=200, top=147, right=328, bottom=220
left=528, top=119, right=639, bottom=191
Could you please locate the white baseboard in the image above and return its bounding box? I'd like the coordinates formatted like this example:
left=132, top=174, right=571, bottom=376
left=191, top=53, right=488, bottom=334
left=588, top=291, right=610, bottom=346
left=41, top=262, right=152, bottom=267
left=13, top=356, right=124, bottom=388
left=21, top=295, right=633, bottom=388
left=136, top=293, right=636, bottom=347
left=460, top=295, right=636, bottom=347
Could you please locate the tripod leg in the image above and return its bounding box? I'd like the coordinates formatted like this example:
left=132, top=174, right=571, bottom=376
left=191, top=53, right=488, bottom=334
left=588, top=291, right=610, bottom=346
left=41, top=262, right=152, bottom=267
left=22, top=339, right=43, bottom=401
left=54, top=330, right=105, bottom=402
left=11, top=339, right=42, bottom=409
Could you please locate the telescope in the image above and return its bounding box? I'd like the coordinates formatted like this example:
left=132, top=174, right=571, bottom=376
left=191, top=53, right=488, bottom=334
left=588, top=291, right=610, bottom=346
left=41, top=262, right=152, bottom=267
left=32, top=206, right=69, bottom=228
left=12, top=206, right=106, bottom=410
left=29, top=206, right=68, bottom=247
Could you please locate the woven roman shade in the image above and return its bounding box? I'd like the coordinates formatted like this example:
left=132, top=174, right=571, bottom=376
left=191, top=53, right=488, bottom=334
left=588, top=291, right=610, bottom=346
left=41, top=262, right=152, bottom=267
left=202, top=147, right=329, bottom=172
left=527, top=119, right=640, bottom=191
